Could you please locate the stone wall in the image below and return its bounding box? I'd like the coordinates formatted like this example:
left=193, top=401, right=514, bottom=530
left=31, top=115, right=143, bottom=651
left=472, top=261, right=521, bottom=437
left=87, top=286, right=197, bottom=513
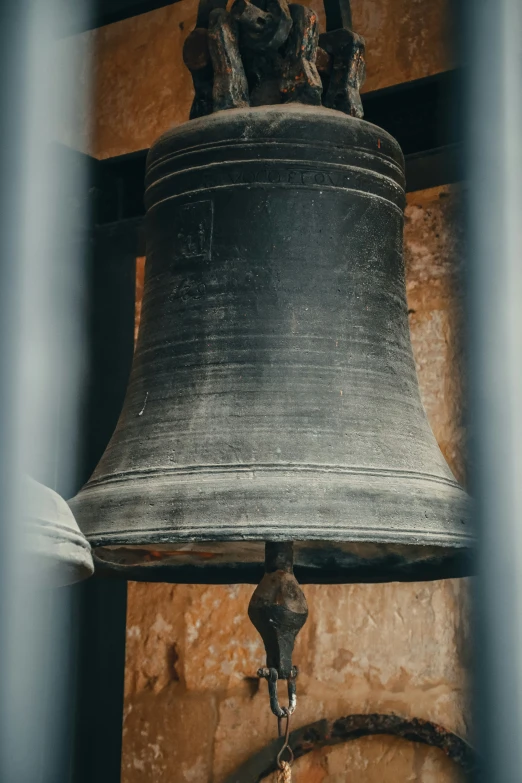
left=58, top=1, right=470, bottom=779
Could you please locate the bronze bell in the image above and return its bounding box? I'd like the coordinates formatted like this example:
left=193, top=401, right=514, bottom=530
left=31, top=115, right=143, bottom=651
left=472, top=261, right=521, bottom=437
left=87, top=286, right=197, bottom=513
left=70, top=97, right=471, bottom=584
left=70, top=0, right=472, bottom=589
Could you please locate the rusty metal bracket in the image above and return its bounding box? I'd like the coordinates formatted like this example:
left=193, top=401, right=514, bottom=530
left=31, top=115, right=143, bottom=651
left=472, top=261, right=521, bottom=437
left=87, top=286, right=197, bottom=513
left=183, top=0, right=227, bottom=119
left=184, top=0, right=364, bottom=117
left=280, top=4, right=322, bottom=105
left=249, top=542, right=308, bottom=718
left=224, top=713, right=477, bottom=782
left=208, top=9, right=250, bottom=112
left=319, top=26, right=365, bottom=117
left=231, top=0, right=292, bottom=52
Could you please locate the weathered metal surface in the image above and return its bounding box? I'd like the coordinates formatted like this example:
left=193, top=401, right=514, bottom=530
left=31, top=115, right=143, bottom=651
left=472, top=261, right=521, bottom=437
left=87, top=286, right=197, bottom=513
left=224, top=713, right=476, bottom=781
left=231, top=0, right=292, bottom=53
left=184, top=0, right=227, bottom=119
left=258, top=667, right=298, bottom=720
left=315, top=45, right=331, bottom=76
left=249, top=542, right=308, bottom=708
left=280, top=5, right=322, bottom=105
left=230, top=0, right=293, bottom=107
left=70, top=104, right=473, bottom=583
left=320, top=27, right=365, bottom=117
left=185, top=0, right=364, bottom=115
left=318, top=0, right=366, bottom=118
left=208, top=9, right=250, bottom=111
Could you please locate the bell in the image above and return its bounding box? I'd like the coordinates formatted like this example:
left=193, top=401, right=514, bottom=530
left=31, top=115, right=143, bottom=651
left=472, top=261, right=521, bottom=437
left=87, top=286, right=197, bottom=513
left=70, top=102, right=471, bottom=584
left=26, top=476, right=94, bottom=586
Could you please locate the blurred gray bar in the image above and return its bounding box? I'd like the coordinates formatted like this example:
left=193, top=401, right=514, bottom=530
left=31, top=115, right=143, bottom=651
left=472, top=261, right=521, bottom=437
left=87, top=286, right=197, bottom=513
left=466, top=0, right=522, bottom=781
left=0, top=2, right=91, bottom=781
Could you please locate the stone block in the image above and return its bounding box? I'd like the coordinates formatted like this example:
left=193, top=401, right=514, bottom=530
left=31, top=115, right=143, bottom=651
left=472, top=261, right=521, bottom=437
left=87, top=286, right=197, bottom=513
left=122, top=687, right=217, bottom=782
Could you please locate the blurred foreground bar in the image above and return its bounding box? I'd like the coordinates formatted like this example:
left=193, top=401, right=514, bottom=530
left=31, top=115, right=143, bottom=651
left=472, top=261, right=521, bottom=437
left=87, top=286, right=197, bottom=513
left=71, top=179, right=136, bottom=783
left=466, top=0, right=522, bottom=781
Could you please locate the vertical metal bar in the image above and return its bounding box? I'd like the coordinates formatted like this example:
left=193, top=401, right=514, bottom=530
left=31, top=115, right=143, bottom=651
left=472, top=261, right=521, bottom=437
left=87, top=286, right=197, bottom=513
left=465, top=1, right=522, bottom=781
left=0, top=2, right=93, bottom=781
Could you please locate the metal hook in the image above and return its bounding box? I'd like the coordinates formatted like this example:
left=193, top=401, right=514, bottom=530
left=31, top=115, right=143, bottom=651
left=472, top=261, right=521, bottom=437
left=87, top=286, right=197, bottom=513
left=276, top=710, right=294, bottom=768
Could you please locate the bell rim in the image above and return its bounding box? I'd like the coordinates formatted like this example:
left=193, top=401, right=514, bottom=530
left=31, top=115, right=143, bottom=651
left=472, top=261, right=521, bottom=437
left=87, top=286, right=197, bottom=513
left=88, top=537, right=473, bottom=584
left=83, top=528, right=473, bottom=549
left=70, top=464, right=473, bottom=554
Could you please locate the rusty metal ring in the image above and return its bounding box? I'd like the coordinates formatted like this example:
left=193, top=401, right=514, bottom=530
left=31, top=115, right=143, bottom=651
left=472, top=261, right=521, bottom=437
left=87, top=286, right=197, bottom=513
left=223, top=713, right=477, bottom=782
left=258, top=666, right=298, bottom=719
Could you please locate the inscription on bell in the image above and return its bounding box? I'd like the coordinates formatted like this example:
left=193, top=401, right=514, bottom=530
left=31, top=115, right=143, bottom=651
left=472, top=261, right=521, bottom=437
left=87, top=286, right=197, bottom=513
left=202, top=164, right=353, bottom=189
left=173, top=200, right=213, bottom=260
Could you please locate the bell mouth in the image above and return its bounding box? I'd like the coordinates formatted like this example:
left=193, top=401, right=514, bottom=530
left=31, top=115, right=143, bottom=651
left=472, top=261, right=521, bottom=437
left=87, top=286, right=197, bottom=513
left=70, top=463, right=473, bottom=583
left=92, top=539, right=472, bottom=584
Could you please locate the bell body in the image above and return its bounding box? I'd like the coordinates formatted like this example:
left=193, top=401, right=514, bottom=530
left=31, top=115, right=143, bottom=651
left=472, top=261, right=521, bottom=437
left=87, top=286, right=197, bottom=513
left=70, top=104, right=472, bottom=583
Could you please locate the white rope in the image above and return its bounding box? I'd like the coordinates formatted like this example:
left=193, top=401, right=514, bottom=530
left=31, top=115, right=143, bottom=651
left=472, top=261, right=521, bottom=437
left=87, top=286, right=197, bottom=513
left=276, top=760, right=292, bottom=782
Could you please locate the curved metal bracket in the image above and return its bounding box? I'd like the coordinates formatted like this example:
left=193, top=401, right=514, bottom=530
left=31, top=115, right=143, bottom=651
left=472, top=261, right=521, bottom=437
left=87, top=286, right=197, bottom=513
left=183, top=0, right=365, bottom=117
left=223, top=713, right=477, bottom=782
